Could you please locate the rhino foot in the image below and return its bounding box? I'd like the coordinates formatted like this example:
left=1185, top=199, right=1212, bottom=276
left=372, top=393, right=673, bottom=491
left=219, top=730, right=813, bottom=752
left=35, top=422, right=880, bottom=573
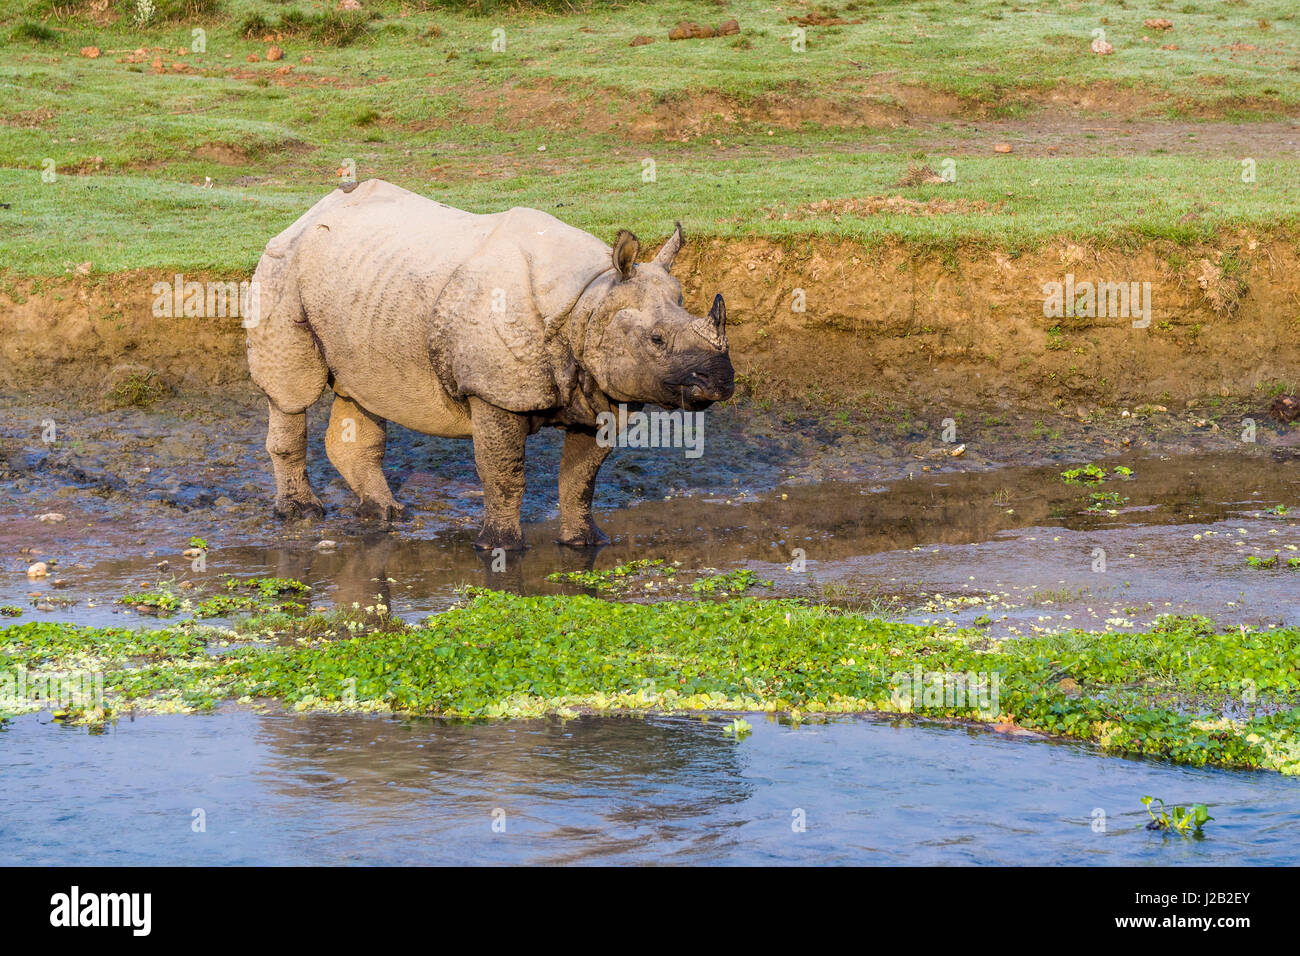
left=356, top=498, right=405, bottom=522
left=556, top=524, right=610, bottom=548
left=474, top=524, right=527, bottom=552
left=274, top=496, right=325, bottom=520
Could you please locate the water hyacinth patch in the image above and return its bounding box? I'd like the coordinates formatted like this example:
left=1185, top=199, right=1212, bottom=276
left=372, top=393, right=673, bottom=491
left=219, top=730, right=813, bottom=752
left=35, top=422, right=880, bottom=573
left=3, top=593, right=1300, bottom=774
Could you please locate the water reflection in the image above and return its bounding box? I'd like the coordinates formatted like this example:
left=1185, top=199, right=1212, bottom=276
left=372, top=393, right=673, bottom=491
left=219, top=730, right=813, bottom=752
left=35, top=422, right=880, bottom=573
left=4, top=450, right=1296, bottom=626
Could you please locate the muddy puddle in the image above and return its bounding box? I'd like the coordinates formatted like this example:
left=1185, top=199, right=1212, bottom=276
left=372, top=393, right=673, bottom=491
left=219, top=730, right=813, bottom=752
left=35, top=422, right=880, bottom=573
left=3, top=710, right=1298, bottom=865
left=3, top=436, right=1296, bottom=633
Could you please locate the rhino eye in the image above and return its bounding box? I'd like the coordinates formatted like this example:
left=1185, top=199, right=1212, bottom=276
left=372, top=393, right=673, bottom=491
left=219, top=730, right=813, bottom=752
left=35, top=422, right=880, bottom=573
left=650, top=331, right=666, bottom=348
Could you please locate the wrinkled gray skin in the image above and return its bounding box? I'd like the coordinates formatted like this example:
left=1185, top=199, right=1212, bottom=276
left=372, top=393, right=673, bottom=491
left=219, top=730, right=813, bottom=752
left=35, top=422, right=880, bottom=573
left=247, top=179, right=734, bottom=550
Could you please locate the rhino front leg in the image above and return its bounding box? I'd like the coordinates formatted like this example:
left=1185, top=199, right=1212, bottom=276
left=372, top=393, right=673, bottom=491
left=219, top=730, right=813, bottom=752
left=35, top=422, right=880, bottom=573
left=469, top=396, right=529, bottom=551
left=267, top=401, right=325, bottom=519
left=325, top=394, right=403, bottom=521
left=557, top=428, right=612, bottom=547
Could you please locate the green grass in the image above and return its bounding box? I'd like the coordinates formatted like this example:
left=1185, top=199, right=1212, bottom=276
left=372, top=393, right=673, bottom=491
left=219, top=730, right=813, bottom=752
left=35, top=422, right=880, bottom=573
left=4, top=592, right=1300, bottom=774
left=1, top=0, right=1298, bottom=275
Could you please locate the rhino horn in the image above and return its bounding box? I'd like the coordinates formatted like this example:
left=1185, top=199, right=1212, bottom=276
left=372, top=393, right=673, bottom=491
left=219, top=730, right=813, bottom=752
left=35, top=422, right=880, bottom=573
left=612, top=229, right=640, bottom=280
left=653, top=222, right=684, bottom=270
left=691, top=293, right=728, bottom=350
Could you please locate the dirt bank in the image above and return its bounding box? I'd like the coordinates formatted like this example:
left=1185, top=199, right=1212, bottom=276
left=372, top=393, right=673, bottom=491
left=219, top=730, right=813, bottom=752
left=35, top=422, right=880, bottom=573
left=5, top=234, right=1294, bottom=413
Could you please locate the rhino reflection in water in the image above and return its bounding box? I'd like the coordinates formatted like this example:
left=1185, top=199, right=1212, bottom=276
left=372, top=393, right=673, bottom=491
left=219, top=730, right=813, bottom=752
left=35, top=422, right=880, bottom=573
left=247, top=179, right=734, bottom=550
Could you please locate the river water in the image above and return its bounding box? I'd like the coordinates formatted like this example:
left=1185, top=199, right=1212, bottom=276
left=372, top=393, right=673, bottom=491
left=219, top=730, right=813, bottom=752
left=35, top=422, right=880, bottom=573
left=4, top=710, right=1299, bottom=865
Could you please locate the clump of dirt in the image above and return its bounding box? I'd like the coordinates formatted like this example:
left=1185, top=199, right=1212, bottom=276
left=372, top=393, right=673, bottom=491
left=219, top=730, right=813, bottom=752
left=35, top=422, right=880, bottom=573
left=1195, top=255, right=1249, bottom=316
left=1272, top=395, right=1299, bottom=423
left=103, top=365, right=174, bottom=409
left=787, top=11, right=864, bottom=26
left=896, top=162, right=947, bottom=186
left=668, top=20, right=738, bottom=40
left=0, top=108, right=56, bottom=128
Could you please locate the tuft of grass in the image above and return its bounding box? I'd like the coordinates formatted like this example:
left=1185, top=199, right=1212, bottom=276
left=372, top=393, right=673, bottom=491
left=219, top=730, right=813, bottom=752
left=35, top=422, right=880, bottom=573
left=238, top=8, right=373, bottom=47
left=10, top=19, right=57, bottom=41
left=116, top=0, right=222, bottom=22
left=106, top=371, right=164, bottom=407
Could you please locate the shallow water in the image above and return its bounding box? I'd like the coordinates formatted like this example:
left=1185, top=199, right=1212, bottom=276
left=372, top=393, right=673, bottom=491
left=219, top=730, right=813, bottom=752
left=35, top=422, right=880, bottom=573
left=2, top=710, right=1297, bottom=865
left=4, top=449, right=1296, bottom=632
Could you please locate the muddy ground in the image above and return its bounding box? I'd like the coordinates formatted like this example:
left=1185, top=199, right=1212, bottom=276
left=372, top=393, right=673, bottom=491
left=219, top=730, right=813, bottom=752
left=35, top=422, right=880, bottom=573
left=1, top=381, right=1296, bottom=636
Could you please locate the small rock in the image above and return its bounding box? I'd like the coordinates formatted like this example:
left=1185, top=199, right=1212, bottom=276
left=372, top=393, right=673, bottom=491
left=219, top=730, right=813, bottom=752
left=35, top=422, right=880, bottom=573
left=949, top=443, right=966, bottom=457
left=1144, top=18, right=1173, bottom=30
left=51, top=579, right=69, bottom=590
left=315, top=539, right=338, bottom=552
left=36, top=512, right=67, bottom=523
left=27, top=562, right=48, bottom=578
left=690, top=23, right=716, bottom=38
left=267, top=45, right=284, bottom=62
left=338, top=0, right=361, bottom=9
left=247, top=53, right=260, bottom=63
left=993, top=143, right=1012, bottom=153
left=80, top=46, right=101, bottom=59
left=629, top=35, right=654, bottom=47
left=74, top=261, right=92, bottom=275
left=182, top=548, right=203, bottom=558
left=669, top=21, right=692, bottom=41
left=301, top=55, right=314, bottom=64
left=716, top=19, right=740, bottom=36
left=1091, top=36, right=1114, bottom=55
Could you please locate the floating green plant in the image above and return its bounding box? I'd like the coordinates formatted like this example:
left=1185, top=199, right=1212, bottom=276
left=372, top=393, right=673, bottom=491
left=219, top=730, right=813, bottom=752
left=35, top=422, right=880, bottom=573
left=4, top=592, right=1300, bottom=774
left=1142, top=796, right=1213, bottom=836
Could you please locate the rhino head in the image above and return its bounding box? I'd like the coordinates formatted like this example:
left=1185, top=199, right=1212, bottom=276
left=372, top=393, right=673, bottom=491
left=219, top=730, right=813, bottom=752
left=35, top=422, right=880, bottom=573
left=578, top=225, right=734, bottom=412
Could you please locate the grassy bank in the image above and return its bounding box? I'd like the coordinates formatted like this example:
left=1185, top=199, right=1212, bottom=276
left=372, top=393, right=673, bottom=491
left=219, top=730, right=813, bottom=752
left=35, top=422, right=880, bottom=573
left=4, top=589, right=1300, bottom=774
left=2, top=0, right=1299, bottom=275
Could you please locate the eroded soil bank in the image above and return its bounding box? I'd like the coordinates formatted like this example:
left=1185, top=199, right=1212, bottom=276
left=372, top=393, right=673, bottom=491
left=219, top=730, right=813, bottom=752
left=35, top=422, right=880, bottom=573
left=2, top=233, right=1297, bottom=412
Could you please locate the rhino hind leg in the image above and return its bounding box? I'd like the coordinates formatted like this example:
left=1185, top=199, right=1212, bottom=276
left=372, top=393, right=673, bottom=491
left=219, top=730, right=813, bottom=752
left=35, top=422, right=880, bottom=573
left=556, top=428, right=612, bottom=547
left=325, top=394, right=404, bottom=521
left=469, top=396, right=529, bottom=551
left=267, top=401, right=325, bottom=519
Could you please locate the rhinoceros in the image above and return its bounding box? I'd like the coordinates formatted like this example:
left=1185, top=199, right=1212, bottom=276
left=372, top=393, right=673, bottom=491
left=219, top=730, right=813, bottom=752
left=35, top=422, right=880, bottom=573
left=246, top=179, right=734, bottom=550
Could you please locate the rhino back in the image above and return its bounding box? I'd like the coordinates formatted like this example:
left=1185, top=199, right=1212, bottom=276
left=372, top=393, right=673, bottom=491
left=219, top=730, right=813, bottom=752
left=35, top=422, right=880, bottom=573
left=292, top=182, right=497, bottom=433
left=288, top=180, right=611, bottom=420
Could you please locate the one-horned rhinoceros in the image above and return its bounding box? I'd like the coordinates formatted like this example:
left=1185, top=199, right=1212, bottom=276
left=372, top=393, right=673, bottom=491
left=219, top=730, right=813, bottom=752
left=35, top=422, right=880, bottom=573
left=246, top=179, right=734, bottom=550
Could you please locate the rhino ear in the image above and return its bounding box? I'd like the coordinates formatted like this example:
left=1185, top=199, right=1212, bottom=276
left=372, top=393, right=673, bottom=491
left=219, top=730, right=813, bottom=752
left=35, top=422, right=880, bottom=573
left=612, top=229, right=640, bottom=281
left=709, top=293, right=726, bottom=338
left=653, top=221, right=684, bottom=271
